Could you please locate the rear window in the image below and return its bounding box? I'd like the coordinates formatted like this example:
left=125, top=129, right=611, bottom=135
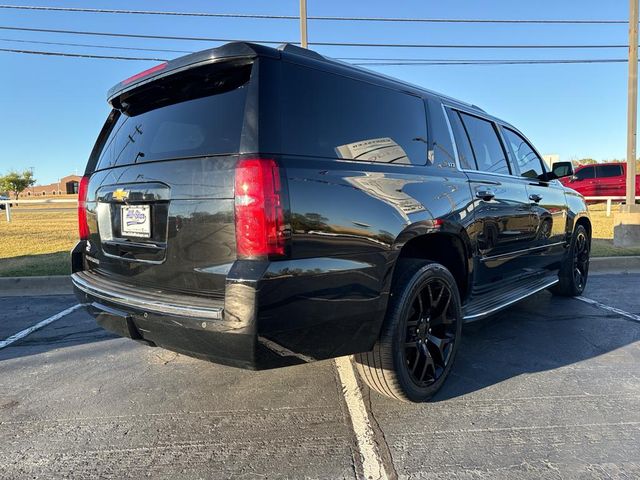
left=280, top=63, right=428, bottom=165
left=595, top=164, right=623, bottom=178
left=94, top=62, right=252, bottom=171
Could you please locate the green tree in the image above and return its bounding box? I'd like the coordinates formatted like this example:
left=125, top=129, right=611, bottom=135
left=576, top=158, right=598, bottom=165
left=0, top=169, right=36, bottom=199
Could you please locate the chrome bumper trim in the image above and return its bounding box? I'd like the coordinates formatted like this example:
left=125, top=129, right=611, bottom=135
left=72, top=272, right=224, bottom=320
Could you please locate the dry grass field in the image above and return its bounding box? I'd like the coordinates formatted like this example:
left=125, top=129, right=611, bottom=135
left=0, top=202, right=638, bottom=277
left=588, top=202, right=640, bottom=257
left=0, top=209, right=76, bottom=276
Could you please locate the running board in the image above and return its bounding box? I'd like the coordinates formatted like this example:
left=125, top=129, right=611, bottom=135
left=463, top=274, right=558, bottom=322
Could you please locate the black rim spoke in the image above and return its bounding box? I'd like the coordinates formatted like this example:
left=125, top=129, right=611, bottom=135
left=427, top=333, right=451, bottom=365
left=417, top=344, right=435, bottom=382
left=403, top=277, right=458, bottom=388
left=572, top=232, right=589, bottom=289
left=430, top=290, right=453, bottom=326
left=416, top=291, right=425, bottom=318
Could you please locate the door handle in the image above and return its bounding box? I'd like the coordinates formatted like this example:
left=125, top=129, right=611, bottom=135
left=529, top=193, right=543, bottom=203
left=476, top=189, right=495, bottom=201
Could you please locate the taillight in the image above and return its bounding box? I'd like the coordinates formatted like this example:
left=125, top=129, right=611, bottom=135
left=78, top=175, right=90, bottom=240
left=234, top=158, right=286, bottom=258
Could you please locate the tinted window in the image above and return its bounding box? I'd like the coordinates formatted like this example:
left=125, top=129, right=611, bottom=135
left=503, top=128, right=544, bottom=179
left=95, top=66, right=250, bottom=171
left=459, top=113, right=510, bottom=175
left=575, top=166, right=595, bottom=180
left=281, top=64, right=428, bottom=165
left=425, top=98, right=458, bottom=169
left=596, top=164, right=623, bottom=178
left=552, top=162, right=573, bottom=178
left=446, top=109, right=476, bottom=170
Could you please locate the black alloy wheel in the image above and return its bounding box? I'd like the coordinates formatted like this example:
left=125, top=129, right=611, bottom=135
left=550, top=223, right=591, bottom=297
left=353, top=260, right=463, bottom=403
left=403, top=278, right=457, bottom=387
left=573, top=229, right=590, bottom=292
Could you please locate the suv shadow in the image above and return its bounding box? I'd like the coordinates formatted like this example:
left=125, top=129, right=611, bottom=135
left=433, top=291, right=640, bottom=402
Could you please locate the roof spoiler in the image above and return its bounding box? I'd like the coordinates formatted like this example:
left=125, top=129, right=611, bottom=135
left=107, top=42, right=279, bottom=105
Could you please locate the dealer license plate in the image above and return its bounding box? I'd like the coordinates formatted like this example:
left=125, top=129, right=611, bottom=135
left=121, top=205, right=151, bottom=238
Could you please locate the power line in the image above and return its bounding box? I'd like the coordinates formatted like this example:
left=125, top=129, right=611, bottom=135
left=0, top=47, right=631, bottom=66
left=0, top=4, right=628, bottom=25
left=340, top=56, right=625, bottom=62
left=0, top=25, right=290, bottom=45
left=0, top=38, right=629, bottom=65
left=0, top=37, right=192, bottom=54
left=0, top=26, right=631, bottom=49
left=0, top=47, right=167, bottom=61
left=353, top=59, right=629, bottom=65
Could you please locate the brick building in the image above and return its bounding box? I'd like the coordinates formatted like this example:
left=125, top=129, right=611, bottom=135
left=17, top=174, right=82, bottom=197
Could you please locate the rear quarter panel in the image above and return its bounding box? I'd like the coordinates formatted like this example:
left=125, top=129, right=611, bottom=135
left=255, top=157, right=473, bottom=359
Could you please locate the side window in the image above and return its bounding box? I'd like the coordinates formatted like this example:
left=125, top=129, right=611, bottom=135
left=575, top=166, right=595, bottom=180
left=458, top=112, right=510, bottom=175
left=281, top=64, right=429, bottom=165
left=503, top=128, right=545, bottom=179
left=425, top=98, right=458, bottom=169
left=446, top=108, right=476, bottom=170
left=595, top=164, right=623, bottom=178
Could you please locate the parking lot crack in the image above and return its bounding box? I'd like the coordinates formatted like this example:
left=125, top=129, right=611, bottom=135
left=362, top=386, right=399, bottom=480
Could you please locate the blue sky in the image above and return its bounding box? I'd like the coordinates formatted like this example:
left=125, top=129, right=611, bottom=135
left=0, top=0, right=632, bottom=184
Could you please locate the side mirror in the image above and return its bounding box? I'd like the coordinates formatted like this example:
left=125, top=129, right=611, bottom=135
left=551, top=161, right=574, bottom=179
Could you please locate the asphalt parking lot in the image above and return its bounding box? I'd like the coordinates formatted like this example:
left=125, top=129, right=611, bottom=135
left=1, top=273, right=639, bottom=479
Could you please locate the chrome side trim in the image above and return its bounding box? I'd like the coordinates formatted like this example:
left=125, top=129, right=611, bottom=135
left=463, top=278, right=558, bottom=322
left=72, top=272, right=224, bottom=320
left=480, top=241, right=566, bottom=262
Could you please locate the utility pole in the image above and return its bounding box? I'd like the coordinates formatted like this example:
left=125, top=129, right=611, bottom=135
left=299, top=0, right=308, bottom=48
left=615, top=0, right=640, bottom=246
left=626, top=0, right=639, bottom=211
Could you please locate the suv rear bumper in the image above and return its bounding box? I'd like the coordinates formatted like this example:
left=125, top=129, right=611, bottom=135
left=72, top=270, right=303, bottom=370
left=72, top=246, right=389, bottom=370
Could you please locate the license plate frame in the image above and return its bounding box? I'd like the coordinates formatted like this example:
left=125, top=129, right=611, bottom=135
left=120, top=204, right=151, bottom=238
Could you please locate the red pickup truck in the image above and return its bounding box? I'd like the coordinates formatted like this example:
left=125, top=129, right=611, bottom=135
left=559, top=162, right=640, bottom=198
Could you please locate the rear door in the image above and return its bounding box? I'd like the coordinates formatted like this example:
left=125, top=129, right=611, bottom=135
left=83, top=59, right=256, bottom=297
left=594, top=164, right=625, bottom=196
left=446, top=108, right=534, bottom=286
left=501, top=126, right=568, bottom=269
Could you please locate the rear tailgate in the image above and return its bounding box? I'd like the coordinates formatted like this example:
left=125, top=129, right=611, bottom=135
left=82, top=58, right=257, bottom=298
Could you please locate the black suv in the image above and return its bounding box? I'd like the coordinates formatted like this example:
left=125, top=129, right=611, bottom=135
left=72, top=42, right=590, bottom=403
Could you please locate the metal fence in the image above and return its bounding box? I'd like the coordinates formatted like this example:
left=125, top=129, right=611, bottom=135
left=584, top=196, right=640, bottom=216
left=1, top=198, right=77, bottom=222
left=2, top=196, right=638, bottom=222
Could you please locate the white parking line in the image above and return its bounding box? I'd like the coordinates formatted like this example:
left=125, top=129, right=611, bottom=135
left=334, top=356, right=390, bottom=480
left=576, top=296, right=640, bottom=323
left=0, top=304, right=83, bottom=349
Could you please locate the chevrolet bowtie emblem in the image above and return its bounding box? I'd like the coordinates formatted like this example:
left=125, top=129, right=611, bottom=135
left=113, top=188, right=129, bottom=202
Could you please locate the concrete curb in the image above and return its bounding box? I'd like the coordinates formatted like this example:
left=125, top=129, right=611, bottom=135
left=0, top=257, right=638, bottom=296
left=0, top=275, right=73, bottom=296
left=589, top=256, right=640, bottom=274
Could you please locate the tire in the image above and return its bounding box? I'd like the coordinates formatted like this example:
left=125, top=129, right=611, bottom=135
left=549, top=224, right=590, bottom=297
left=353, top=260, right=463, bottom=403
